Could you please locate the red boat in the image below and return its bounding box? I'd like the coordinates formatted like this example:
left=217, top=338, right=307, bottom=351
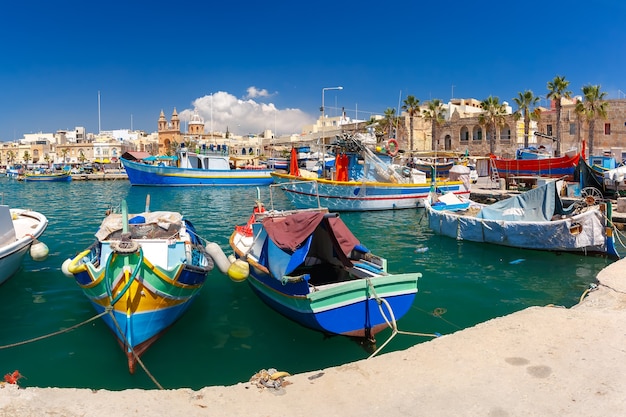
left=491, top=151, right=581, bottom=180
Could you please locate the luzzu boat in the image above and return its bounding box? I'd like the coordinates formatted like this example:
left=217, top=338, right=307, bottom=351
left=22, top=171, right=72, bottom=182
left=62, top=199, right=215, bottom=373
left=227, top=193, right=421, bottom=341
left=425, top=180, right=620, bottom=258
left=272, top=135, right=470, bottom=211
left=121, top=146, right=274, bottom=187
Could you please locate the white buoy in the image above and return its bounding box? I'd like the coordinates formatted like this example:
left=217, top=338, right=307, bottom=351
left=205, top=241, right=232, bottom=275
left=30, top=239, right=49, bottom=261
left=61, top=258, right=74, bottom=277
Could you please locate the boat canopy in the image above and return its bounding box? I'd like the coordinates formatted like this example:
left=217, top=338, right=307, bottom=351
left=259, top=211, right=361, bottom=280
left=477, top=181, right=575, bottom=222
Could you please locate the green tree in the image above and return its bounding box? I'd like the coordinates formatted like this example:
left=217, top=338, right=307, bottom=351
left=7, top=150, right=15, bottom=165
left=422, top=99, right=445, bottom=152
left=574, top=99, right=586, bottom=152
left=581, top=84, right=609, bottom=156
left=547, top=75, right=572, bottom=156
left=78, top=151, right=86, bottom=164
left=478, top=96, right=508, bottom=154
left=513, top=90, right=540, bottom=148
left=60, top=148, right=69, bottom=163
left=401, top=95, right=420, bottom=151
left=23, top=151, right=31, bottom=165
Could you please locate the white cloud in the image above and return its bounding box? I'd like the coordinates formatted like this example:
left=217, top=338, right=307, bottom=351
left=179, top=90, right=314, bottom=137
left=245, top=86, right=272, bottom=99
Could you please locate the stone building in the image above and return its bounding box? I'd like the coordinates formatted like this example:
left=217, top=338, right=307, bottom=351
left=399, top=97, right=626, bottom=160
left=157, top=108, right=227, bottom=155
left=535, top=99, right=626, bottom=160
left=157, top=108, right=182, bottom=155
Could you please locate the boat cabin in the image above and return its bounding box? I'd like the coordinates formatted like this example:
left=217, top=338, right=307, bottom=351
left=178, top=147, right=231, bottom=170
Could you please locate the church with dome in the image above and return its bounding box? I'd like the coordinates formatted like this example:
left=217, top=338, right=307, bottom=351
left=157, top=108, right=215, bottom=155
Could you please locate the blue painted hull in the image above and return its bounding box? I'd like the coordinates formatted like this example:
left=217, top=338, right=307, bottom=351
left=122, top=158, right=274, bottom=186
left=248, top=276, right=416, bottom=337
left=272, top=172, right=469, bottom=211
left=243, top=261, right=418, bottom=338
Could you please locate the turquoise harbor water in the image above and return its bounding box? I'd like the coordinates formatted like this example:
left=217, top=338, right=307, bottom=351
left=0, top=177, right=618, bottom=390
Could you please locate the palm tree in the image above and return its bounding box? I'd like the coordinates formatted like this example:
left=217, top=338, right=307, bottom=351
left=574, top=98, right=586, bottom=152
left=513, top=90, right=540, bottom=148
left=581, top=84, right=609, bottom=157
left=422, top=99, right=445, bottom=152
left=401, top=95, right=420, bottom=151
left=546, top=75, right=572, bottom=156
left=478, top=96, right=508, bottom=154
left=7, top=150, right=15, bottom=165
left=60, top=148, right=69, bottom=163
left=23, top=151, right=31, bottom=165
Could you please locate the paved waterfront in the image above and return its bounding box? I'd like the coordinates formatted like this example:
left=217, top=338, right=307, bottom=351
left=2, top=256, right=625, bottom=417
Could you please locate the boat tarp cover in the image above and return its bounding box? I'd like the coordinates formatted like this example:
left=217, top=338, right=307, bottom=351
left=261, top=212, right=361, bottom=279
left=95, top=211, right=183, bottom=241
left=477, top=181, right=574, bottom=222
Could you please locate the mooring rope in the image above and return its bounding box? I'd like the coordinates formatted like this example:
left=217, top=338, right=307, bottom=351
left=105, top=309, right=164, bottom=390
left=0, top=309, right=110, bottom=350
left=365, top=279, right=440, bottom=360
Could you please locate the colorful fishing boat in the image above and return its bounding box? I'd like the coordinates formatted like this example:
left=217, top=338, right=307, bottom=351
left=272, top=136, right=470, bottom=211
left=22, top=171, right=72, bottom=182
left=121, top=146, right=273, bottom=186
left=490, top=149, right=581, bottom=180
left=227, top=194, right=421, bottom=341
left=425, top=180, right=620, bottom=258
left=62, top=199, right=215, bottom=373
left=0, top=204, right=48, bottom=285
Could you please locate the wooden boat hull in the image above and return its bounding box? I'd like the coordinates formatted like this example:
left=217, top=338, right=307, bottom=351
left=272, top=172, right=470, bottom=211
left=425, top=200, right=618, bottom=258
left=122, top=158, right=273, bottom=186
left=70, top=246, right=207, bottom=373
left=66, top=209, right=212, bottom=373
left=491, top=153, right=580, bottom=179
left=229, top=209, right=420, bottom=339
left=245, top=265, right=418, bottom=338
left=23, top=173, right=72, bottom=182
left=0, top=208, right=48, bottom=285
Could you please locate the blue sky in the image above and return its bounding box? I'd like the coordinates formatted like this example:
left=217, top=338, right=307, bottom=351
left=1, top=0, right=624, bottom=141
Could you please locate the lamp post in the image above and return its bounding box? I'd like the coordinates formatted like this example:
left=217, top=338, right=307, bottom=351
left=321, top=86, right=343, bottom=145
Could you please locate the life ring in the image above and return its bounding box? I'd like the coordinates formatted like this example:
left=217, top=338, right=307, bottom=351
left=387, top=139, right=399, bottom=157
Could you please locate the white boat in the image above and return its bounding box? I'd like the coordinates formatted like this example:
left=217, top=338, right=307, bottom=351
left=0, top=204, right=49, bottom=285
left=425, top=180, right=620, bottom=258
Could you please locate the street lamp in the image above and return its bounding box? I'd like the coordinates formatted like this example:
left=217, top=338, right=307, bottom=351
left=321, top=86, right=343, bottom=145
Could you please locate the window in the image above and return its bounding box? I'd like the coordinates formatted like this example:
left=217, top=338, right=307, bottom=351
left=569, top=123, right=576, bottom=135
left=546, top=125, right=553, bottom=136
left=605, top=123, right=611, bottom=135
